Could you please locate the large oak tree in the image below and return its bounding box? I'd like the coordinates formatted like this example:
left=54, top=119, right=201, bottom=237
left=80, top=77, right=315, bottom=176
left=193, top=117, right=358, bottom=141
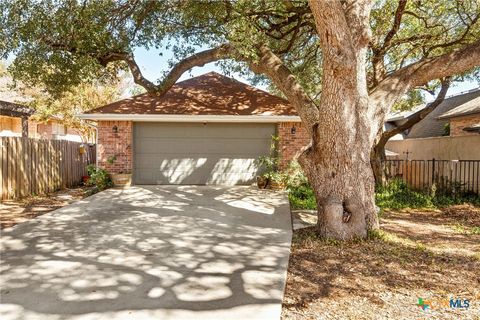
left=2, top=0, right=479, bottom=239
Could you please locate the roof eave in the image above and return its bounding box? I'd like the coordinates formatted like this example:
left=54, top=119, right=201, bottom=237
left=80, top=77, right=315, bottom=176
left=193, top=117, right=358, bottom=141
left=78, top=114, right=302, bottom=123
left=437, top=110, right=480, bottom=120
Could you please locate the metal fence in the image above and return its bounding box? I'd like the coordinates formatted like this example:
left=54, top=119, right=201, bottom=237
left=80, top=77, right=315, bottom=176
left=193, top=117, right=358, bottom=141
left=382, top=159, right=480, bottom=195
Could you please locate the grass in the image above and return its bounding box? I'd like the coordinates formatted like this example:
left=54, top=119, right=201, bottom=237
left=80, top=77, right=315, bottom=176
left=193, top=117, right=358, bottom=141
left=288, top=179, right=480, bottom=211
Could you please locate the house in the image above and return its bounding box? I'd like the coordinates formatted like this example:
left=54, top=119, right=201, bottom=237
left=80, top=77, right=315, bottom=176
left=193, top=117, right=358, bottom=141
left=0, top=100, right=34, bottom=137
left=437, top=96, right=480, bottom=136
left=0, top=100, right=90, bottom=142
left=80, top=72, right=309, bottom=185
left=386, top=89, right=480, bottom=139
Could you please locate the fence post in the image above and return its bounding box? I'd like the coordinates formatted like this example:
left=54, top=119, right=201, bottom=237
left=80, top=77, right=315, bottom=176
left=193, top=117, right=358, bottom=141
left=431, top=158, right=436, bottom=187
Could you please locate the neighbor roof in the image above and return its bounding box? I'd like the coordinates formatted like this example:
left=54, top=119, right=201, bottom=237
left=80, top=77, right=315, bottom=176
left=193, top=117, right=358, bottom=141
left=86, top=72, right=296, bottom=116
left=407, top=89, right=480, bottom=139
left=0, top=100, right=35, bottom=117
left=437, top=96, right=480, bottom=119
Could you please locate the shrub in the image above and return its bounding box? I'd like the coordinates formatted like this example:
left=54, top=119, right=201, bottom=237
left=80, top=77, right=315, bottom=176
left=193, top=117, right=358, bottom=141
left=86, top=164, right=113, bottom=191
left=289, top=184, right=317, bottom=210
left=375, top=178, right=480, bottom=209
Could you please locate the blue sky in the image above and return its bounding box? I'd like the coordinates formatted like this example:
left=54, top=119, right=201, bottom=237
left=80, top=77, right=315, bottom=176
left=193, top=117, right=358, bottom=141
left=133, top=47, right=480, bottom=102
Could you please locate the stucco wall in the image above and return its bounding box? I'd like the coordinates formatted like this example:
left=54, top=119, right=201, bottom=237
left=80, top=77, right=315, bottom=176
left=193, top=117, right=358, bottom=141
left=97, top=121, right=133, bottom=173
left=386, top=135, right=480, bottom=160
left=450, top=114, right=480, bottom=137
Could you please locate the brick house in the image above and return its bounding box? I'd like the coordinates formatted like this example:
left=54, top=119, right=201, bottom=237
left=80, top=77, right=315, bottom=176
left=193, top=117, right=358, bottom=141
left=437, top=96, right=480, bottom=136
left=385, top=89, right=480, bottom=139
left=0, top=100, right=90, bottom=142
left=80, top=72, right=309, bottom=185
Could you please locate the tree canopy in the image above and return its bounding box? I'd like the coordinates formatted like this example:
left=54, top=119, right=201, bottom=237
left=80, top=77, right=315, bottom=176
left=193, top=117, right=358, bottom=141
left=1, top=0, right=478, bottom=99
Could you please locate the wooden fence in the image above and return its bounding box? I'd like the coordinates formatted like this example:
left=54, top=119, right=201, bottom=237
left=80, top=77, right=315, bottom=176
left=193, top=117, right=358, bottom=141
left=383, top=159, right=480, bottom=195
left=0, top=137, right=96, bottom=200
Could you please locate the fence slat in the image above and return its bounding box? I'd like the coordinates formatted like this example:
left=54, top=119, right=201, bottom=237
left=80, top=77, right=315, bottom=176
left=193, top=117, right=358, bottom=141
left=0, top=137, right=96, bottom=200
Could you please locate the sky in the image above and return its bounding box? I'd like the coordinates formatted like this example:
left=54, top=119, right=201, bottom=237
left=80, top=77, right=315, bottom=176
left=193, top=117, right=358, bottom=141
left=133, top=46, right=480, bottom=102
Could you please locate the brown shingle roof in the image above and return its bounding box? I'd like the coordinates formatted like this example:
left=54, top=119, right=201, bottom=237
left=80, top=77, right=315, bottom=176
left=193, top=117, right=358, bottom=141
left=86, top=72, right=296, bottom=116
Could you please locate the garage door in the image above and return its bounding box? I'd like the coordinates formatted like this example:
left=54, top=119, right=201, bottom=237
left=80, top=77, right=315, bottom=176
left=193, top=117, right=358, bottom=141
left=133, top=122, right=275, bottom=185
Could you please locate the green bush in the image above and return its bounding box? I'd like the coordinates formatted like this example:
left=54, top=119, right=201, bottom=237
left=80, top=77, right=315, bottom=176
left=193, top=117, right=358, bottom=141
left=86, top=164, right=113, bottom=191
left=375, top=179, right=433, bottom=209
left=287, top=177, right=480, bottom=211
left=288, top=184, right=317, bottom=210
left=375, top=178, right=480, bottom=209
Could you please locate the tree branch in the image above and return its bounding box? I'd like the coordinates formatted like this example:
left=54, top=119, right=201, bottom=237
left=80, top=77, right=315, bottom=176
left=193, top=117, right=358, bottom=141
left=382, top=0, right=407, bottom=49
left=248, top=44, right=319, bottom=131
left=154, top=44, right=235, bottom=95
left=100, top=44, right=235, bottom=96
left=370, top=39, right=480, bottom=110
left=379, top=78, right=451, bottom=146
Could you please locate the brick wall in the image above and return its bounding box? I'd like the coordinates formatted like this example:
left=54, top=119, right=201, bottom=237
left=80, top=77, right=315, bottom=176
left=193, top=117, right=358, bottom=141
left=450, top=114, right=480, bottom=137
left=97, top=121, right=133, bottom=173
left=277, top=122, right=310, bottom=168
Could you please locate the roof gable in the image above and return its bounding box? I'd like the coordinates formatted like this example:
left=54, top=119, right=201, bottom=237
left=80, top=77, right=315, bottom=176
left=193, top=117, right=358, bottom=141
left=86, top=72, right=296, bottom=116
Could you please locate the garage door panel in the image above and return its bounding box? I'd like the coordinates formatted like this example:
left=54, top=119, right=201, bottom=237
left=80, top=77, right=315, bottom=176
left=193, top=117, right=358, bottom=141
left=136, top=157, right=260, bottom=174
left=135, top=138, right=271, bottom=154
left=135, top=122, right=275, bottom=139
left=133, top=122, right=275, bottom=185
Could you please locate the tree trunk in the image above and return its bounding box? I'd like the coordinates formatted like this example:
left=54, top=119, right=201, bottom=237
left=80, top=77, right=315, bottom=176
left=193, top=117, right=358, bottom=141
left=371, top=142, right=387, bottom=186
left=299, top=142, right=379, bottom=240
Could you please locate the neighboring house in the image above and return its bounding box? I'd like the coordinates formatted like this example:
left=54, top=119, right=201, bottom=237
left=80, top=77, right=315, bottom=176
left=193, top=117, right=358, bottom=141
left=0, top=100, right=89, bottom=142
left=386, top=89, right=480, bottom=139
left=0, top=100, right=34, bottom=137
left=437, top=96, right=480, bottom=136
left=385, top=104, right=425, bottom=140
left=80, top=72, right=309, bottom=185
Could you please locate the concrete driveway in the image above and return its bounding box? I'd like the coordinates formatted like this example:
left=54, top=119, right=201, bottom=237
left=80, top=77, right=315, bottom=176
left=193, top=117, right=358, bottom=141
left=0, top=186, right=292, bottom=320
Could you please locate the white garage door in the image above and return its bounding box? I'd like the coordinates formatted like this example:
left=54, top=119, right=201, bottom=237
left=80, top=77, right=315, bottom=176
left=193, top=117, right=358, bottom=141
left=133, top=122, right=275, bottom=185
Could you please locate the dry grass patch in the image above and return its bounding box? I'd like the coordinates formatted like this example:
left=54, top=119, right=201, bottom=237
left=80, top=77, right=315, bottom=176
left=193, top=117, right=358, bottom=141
left=282, top=207, right=480, bottom=319
left=0, top=187, right=89, bottom=229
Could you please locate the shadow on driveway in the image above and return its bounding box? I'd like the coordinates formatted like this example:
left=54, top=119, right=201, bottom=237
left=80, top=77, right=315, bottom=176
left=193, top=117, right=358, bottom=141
left=0, top=186, right=292, bottom=320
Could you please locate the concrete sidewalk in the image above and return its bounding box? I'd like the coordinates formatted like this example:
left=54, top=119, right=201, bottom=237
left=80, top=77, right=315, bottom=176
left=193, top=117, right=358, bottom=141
left=0, top=186, right=292, bottom=320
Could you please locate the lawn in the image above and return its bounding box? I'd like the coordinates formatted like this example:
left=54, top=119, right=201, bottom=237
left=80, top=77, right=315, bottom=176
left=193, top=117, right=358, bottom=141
left=282, top=202, right=480, bottom=319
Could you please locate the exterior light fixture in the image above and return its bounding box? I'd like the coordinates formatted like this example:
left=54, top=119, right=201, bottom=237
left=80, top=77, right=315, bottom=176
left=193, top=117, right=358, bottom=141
left=291, top=126, right=296, bottom=134
left=112, top=125, right=118, bottom=133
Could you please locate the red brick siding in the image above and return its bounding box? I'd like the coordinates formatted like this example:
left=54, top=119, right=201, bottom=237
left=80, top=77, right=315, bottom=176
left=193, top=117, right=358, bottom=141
left=450, top=114, right=480, bottom=137
left=97, top=121, right=133, bottom=173
left=277, top=122, right=310, bottom=168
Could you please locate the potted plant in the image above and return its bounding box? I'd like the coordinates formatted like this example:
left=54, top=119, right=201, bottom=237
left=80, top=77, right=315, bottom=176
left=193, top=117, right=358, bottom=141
left=111, top=171, right=132, bottom=187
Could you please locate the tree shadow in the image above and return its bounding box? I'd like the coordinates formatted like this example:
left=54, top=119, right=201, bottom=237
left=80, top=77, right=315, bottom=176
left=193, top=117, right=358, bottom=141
left=0, top=186, right=292, bottom=320
left=283, top=226, right=479, bottom=311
